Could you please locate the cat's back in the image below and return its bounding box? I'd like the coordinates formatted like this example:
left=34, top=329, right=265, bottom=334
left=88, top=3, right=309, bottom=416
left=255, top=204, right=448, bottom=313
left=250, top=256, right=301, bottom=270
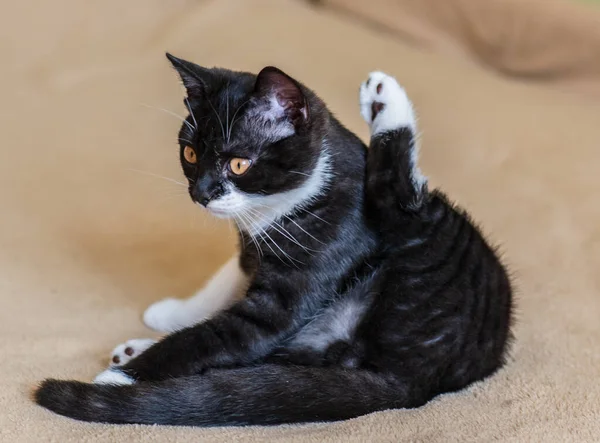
left=362, top=189, right=513, bottom=396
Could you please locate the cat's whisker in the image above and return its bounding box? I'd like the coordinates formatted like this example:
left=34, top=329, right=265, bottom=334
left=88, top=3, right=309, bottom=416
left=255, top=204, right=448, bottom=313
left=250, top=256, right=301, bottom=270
left=296, top=207, right=331, bottom=225
left=206, top=98, right=226, bottom=141
left=235, top=210, right=264, bottom=258
left=246, top=227, right=265, bottom=259
left=237, top=218, right=263, bottom=259
left=238, top=210, right=285, bottom=265
left=184, top=97, right=198, bottom=131
left=245, top=207, right=317, bottom=255
left=289, top=170, right=310, bottom=177
left=228, top=99, right=251, bottom=142
left=248, top=217, right=303, bottom=268
left=225, top=85, right=230, bottom=144
left=249, top=200, right=331, bottom=228
left=140, top=103, right=195, bottom=132
left=281, top=214, right=325, bottom=245
left=258, top=230, right=289, bottom=267
left=128, top=168, right=187, bottom=187
left=232, top=218, right=245, bottom=242
left=178, top=137, right=194, bottom=145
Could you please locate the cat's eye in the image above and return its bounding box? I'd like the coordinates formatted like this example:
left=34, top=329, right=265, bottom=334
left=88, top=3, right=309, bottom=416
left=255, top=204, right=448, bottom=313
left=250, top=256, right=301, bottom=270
left=229, top=158, right=252, bottom=176
left=183, top=146, right=197, bottom=164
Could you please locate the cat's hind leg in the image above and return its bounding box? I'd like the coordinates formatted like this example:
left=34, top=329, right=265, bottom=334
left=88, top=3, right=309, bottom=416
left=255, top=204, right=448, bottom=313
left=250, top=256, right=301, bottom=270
left=360, top=72, right=427, bottom=217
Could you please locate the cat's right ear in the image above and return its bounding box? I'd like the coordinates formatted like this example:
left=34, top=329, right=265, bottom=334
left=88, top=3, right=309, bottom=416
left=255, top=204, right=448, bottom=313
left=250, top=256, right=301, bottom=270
left=166, top=53, right=213, bottom=98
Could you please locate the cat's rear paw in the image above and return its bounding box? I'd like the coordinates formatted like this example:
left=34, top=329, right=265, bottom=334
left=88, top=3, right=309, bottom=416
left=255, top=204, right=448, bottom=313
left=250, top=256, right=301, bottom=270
left=360, top=71, right=415, bottom=136
left=94, top=369, right=135, bottom=385
left=143, top=298, right=186, bottom=332
left=108, top=338, right=156, bottom=367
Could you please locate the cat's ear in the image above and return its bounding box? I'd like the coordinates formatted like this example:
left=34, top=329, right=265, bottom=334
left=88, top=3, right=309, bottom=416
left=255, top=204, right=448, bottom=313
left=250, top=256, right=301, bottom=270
left=253, top=67, right=309, bottom=128
left=166, top=53, right=213, bottom=98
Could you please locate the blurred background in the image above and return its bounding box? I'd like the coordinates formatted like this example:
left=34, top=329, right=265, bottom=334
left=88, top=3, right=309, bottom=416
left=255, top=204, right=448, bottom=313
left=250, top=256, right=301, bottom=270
left=2, top=0, right=600, bottom=441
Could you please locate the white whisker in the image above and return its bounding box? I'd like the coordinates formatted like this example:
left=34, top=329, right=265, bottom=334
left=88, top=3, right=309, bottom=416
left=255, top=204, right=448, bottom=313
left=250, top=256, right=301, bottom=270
left=237, top=210, right=286, bottom=265
left=296, top=207, right=331, bottom=225
left=289, top=170, right=310, bottom=177
left=206, top=98, right=225, bottom=141
left=282, top=214, right=325, bottom=245
left=249, top=199, right=331, bottom=227
left=236, top=210, right=264, bottom=258
left=141, top=103, right=194, bottom=132
left=228, top=99, right=250, bottom=142
left=245, top=207, right=317, bottom=254
left=184, top=97, right=198, bottom=130
left=251, top=219, right=303, bottom=268
left=128, top=168, right=187, bottom=187
left=225, top=84, right=230, bottom=143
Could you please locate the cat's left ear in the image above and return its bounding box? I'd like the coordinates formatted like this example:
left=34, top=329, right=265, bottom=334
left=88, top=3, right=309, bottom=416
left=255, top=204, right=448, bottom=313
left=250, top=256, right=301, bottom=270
left=166, top=52, right=213, bottom=98
left=254, top=67, right=309, bottom=129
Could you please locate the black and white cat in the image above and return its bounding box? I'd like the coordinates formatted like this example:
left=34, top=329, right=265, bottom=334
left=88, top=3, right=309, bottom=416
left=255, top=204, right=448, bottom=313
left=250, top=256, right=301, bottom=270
left=34, top=55, right=513, bottom=426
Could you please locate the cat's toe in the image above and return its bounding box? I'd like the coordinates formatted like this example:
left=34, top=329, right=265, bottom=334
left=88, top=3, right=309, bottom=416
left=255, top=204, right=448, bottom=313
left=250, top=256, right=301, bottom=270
left=108, top=338, right=156, bottom=367
left=143, top=298, right=185, bottom=332
left=359, top=71, right=415, bottom=136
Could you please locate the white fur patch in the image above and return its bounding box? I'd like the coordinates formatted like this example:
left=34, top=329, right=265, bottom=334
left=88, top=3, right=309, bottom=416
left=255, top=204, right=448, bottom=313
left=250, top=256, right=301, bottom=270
left=288, top=297, right=368, bottom=352
left=109, top=338, right=156, bottom=367
left=93, top=369, right=134, bottom=385
left=360, top=71, right=427, bottom=192
left=245, top=96, right=295, bottom=142
left=360, top=71, right=416, bottom=135
left=207, top=147, right=332, bottom=237
left=143, top=256, right=248, bottom=332
left=421, top=334, right=446, bottom=346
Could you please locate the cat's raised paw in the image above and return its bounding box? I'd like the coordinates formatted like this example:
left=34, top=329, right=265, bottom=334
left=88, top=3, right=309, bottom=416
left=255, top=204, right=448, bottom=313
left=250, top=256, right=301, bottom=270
left=359, top=72, right=415, bottom=136
left=108, top=338, right=156, bottom=367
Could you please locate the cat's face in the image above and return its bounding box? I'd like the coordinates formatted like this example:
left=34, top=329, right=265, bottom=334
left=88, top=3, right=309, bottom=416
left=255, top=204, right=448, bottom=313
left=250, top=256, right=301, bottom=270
left=167, top=54, right=329, bottom=233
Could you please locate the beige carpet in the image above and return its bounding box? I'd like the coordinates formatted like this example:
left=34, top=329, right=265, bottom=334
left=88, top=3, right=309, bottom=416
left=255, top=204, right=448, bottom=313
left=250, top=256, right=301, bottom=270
left=2, top=0, right=600, bottom=441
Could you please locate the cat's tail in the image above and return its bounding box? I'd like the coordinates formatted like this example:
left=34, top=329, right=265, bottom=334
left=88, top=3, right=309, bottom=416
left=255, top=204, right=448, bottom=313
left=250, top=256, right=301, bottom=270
left=34, top=365, right=419, bottom=426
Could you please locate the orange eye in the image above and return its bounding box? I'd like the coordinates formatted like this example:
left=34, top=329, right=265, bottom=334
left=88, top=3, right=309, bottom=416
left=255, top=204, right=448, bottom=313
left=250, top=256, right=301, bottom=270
left=183, top=146, right=197, bottom=164
left=229, top=158, right=252, bottom=176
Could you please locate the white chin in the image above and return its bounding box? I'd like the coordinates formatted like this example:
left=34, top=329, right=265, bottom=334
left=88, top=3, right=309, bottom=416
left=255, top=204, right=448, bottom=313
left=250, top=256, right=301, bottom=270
left=206, top=207, right=235, bottom=219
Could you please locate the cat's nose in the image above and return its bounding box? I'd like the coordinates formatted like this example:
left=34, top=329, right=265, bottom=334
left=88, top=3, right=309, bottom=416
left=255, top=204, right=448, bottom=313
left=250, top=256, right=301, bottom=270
left=192, top=175, right=223, bottom=207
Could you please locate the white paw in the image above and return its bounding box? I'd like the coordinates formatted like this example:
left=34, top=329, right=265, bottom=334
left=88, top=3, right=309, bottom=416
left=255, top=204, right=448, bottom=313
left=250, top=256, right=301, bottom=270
left=360, top=71, right=416, bottom=136
left=108, top=338, right=156, bottom=367
left=143, top=298, right=186, bottom=332
left=94, top=369, right=135, bottom=385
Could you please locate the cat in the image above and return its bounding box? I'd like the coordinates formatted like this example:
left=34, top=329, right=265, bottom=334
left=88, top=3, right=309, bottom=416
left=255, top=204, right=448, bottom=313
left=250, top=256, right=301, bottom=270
left=34, top=54, right=513, bottom=426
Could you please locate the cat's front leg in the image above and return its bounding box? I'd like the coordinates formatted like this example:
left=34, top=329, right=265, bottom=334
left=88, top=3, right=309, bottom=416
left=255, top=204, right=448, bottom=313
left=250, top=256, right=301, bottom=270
left=143, top=255, right=249, bottom=332
left=101, top=277, right=317, bottom=383
left=94, top=338, right=156, bottom=385
left=94, top=257, right=251, bottom=385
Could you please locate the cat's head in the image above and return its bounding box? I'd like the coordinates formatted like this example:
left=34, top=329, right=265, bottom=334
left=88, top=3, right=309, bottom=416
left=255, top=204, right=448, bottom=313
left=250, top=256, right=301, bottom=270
left=166, top=54, right=331, bottom=233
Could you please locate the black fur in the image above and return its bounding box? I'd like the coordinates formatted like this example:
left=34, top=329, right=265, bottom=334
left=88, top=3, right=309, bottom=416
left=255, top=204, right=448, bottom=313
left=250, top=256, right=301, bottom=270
left=34, top=55, right=513, bottom=426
